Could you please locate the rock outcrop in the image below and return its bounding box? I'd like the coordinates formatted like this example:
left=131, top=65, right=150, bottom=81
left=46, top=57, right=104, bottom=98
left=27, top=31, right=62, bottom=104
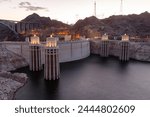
left=130, top=42, right=150, bottom=61
left=0, top=44, right=28, bottom=100
left=0, top=44, right=28, bottom=71
left=0, top=23, right=19, bottom=42
left=0, top=71, right=28, bottom=100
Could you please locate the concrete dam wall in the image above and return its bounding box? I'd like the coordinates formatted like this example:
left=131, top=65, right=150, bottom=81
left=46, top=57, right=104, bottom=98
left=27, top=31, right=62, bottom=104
left=1, top=40, right=90, bottom=64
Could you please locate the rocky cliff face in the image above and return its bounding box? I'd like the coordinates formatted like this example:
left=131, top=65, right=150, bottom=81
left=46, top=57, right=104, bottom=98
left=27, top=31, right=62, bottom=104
left=0, top=44, right=28, bottom=100
left=0, top=23, right=19, bottom=42
left=90, top=40, right=150, bottom=62
left=0, top=44, right=28, bottom=71
left=0, top=71, right=28, bottom=100
left=130, top=42, right=150, bottom=61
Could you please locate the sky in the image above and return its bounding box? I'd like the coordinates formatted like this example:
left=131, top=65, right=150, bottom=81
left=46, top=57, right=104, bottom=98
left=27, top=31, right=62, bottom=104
left=0, top=0, right=150, bottom=24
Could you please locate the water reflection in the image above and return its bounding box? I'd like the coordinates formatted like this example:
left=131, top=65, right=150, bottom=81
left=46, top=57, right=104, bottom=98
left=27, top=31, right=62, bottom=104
left=118, top=61, right=129, bottom=72
left=13, top=55, right=150, bottom=100
left=43, top=80, right=60, bottom=100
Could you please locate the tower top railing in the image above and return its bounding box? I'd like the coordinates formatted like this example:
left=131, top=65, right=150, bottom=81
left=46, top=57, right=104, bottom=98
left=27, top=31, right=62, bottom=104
left=122, top=34, right=129, bottom=41
left=101, top=34, right=109, bottom=41
left=45, top=35, right=59, bottom=48
left=30, top=35, right=40, bottom=45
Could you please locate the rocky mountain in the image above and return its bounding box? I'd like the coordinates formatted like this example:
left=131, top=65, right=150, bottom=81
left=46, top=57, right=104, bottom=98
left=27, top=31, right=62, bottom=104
left=21, top=13, right=69, bottom=29
left=1, top=12, right=150, bottom=41
left=72, top=11, right=150, bottom=38
left=102, top=11, right=150, bottom=37
left=0, top=13, right=70, bottom=41
left=71, top=16, right=105, bottom=37
left=0, top=23, right=19, bottom=42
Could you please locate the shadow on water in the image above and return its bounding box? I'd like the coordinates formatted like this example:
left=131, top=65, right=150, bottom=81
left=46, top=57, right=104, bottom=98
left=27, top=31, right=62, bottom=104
left=118, top=61, right=129, bottom=71
left=100, top=57, right=109, bottom=64
left=101, top=56, right=129, bottom=75
left=12, top=66, right=60, bottom=100
left=98, top=55, right=118, bottom=65
left=43, top=80, right=60, bottom=100
left=44, top=80, right=59, bottom=92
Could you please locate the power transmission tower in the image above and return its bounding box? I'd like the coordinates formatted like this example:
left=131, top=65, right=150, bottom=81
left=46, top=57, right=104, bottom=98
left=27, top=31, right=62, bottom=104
left=120, top=0, right=123, bottom=15
left=94, top=1, right=96, bottom=17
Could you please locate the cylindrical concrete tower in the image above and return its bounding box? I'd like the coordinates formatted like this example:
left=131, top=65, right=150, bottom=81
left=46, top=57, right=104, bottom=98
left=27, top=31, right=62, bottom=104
left=29, top=35, right=42, bottom=71
left=44, top=36, right=60, bottom=80
left=100, top=34, right=110, bottom=57
left=119, top=34, right=130, bottom=61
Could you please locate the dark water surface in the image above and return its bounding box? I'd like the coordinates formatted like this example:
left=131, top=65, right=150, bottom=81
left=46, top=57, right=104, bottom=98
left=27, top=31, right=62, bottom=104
left=14, top=55, right=150, bottom=100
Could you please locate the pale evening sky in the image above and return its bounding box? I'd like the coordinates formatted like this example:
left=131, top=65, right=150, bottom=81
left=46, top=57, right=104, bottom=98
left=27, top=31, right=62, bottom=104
left=0, top=0, right=149, bottom=24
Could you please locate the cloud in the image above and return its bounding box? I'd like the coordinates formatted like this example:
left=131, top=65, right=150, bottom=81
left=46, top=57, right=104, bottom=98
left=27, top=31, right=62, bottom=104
left=19, top=2, right=48, bottom=11
left=19, top=2, right=31, bottom=6
left=0, top=0, right=10, bottom=2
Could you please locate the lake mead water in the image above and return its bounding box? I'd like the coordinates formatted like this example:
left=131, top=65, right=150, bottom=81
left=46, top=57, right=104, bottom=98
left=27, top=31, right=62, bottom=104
left=14, top=55, right=150, bottom=100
